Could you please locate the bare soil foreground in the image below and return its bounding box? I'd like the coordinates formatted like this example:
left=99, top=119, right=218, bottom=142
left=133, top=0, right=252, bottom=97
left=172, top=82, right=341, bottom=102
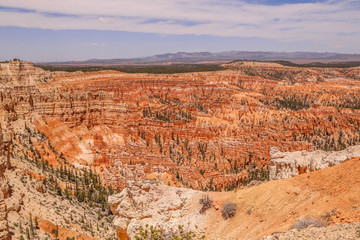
left=205, top=157, right=360, bottom=239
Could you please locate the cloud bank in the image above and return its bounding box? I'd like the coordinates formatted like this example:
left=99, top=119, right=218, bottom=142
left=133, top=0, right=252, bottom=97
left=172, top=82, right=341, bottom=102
left=0, top=0, right=359, bottom=43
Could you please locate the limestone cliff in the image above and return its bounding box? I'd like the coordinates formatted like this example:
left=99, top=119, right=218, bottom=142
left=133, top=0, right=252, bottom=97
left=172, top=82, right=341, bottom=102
left=0, top=61, right=51, bottom=86
left=108, top=181, right=204, bottom=240
left=269, top=145, right=360, bottom=180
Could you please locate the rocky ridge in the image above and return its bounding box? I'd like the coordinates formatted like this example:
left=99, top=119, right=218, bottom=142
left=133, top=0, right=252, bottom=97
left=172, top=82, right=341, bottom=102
left=0, top=123, right=10, bottom=240
left=269, top=145, right=360, bottom=180
left=0, top=62, right=117, bottom=240
left=4, top=153, right=117, bottom=240
left=111, top=157, right=360, bottom=239
left=108, top=181, right=204, bottom=239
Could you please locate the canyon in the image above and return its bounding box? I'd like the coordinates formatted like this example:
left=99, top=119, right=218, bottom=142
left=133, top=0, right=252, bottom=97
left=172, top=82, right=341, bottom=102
left=0, top=60, right=360, bottom=239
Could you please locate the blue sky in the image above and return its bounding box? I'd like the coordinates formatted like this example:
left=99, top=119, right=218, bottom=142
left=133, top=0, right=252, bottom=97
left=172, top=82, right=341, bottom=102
left=0, top=0, right=359, bottom=62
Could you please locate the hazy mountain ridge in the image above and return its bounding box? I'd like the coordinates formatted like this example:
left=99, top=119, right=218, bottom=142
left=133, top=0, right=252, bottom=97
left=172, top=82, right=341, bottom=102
left=40, top=51, right=360, bottom=65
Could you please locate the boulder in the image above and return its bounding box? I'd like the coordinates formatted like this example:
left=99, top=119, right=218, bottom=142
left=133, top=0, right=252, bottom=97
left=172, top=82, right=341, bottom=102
left=35, top=181, right=46, bottom=193
left=108, top=181, right=205, bottom=239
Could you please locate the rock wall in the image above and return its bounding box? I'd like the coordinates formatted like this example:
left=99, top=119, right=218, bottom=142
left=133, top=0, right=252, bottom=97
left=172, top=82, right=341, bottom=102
left=108, top=181, right=204, bottom=240
left=269, top=145, right=360, bottom=180
left=2, top=61, right=360, bottom=239
left=0, top=61, right=52, bottom=86
left=0, top=123, right=10, bottom=240
left=2, top=61, right=360, bottom=191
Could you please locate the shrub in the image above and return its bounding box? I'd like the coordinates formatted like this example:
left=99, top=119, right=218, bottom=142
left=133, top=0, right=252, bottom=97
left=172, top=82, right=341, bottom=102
left=247, top=207, right=252, bottom=215
left=199, top=195, right=213, bottom=213
left=222, top=202, right=236, bottom=219
left=134, top=224, right=205, bottom=240
left=289, top=217, right=328, bottom=231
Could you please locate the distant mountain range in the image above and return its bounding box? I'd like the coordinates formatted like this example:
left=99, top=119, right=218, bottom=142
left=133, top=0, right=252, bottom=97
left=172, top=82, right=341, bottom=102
left=40, top=51, right=360, bottom=66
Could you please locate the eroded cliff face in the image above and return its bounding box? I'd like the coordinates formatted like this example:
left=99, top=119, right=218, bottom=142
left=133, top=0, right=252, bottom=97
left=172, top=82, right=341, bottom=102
left=0, top=123, right=10, bottom=240
left=108, top=181, right=204, bottom=239
left=2, top=61, right=360, bottom=192
left=269, top=145, right=360, bottom=180
left=0, top=61, right=51, bottom=86
left=2, top=61, right=360, bottom=239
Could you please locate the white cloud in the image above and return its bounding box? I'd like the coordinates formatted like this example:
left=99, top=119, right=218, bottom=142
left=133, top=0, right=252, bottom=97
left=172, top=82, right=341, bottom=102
left=88, top=42, right=106, bottom=47
left=0, top=0, right=359, bottom=43
left=98, top=17, right=114, bottom=24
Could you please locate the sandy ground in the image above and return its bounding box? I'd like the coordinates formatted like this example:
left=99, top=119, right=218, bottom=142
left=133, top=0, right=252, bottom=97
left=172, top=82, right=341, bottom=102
left=202, top=157, right=360, bottom=239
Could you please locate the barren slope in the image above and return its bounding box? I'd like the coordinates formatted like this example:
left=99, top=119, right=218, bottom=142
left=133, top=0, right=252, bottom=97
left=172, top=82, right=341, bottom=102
left=108, top=157, right=360, bottom=239
left=204, top=157, right=360, bottom=239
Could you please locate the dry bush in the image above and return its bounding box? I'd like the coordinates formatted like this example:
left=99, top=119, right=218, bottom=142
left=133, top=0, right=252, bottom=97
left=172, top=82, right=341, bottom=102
left=247, top=207, right=252, bottom=215
left=199, top=195, right=213, bottom=213
left=222, top=202, right=236, bottom=219
left=290, top=217, right=328, bottom=231
left=135, top=224, right=205, bottom=240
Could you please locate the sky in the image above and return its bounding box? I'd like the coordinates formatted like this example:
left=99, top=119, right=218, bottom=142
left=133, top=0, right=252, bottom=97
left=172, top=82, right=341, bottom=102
left=0, top=0, right=359, bottom=62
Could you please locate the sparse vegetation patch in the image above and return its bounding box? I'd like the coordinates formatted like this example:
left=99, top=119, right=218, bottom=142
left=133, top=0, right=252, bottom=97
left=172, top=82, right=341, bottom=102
left=222, top=202, right=236, bottom=220
left=290, top=217, right=328, bottom=231
left=134, top=224, right=205, bottom=240
left=199, top=195, right=213, bottom=213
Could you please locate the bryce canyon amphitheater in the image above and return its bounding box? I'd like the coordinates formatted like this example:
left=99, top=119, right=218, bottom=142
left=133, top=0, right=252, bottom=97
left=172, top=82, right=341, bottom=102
left=0, top=60, right=360, bottom=239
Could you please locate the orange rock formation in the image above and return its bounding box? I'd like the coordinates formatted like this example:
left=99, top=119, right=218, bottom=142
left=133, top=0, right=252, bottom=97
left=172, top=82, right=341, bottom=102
left=1, top=61, right=360, bottom=239
left=2, top=61, right=360, bottom=191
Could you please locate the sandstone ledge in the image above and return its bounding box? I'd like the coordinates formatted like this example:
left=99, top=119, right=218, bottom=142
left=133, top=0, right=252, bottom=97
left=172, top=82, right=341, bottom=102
left=269, top=145, right=360, bottom=180
left=108, top=181, right=206, bottom=239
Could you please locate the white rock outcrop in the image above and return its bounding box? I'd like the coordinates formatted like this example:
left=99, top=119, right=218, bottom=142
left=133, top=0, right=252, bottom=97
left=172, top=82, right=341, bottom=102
left=108, top=181, right=205, bottom=240
left=269, top=145, right=360, bottom=180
